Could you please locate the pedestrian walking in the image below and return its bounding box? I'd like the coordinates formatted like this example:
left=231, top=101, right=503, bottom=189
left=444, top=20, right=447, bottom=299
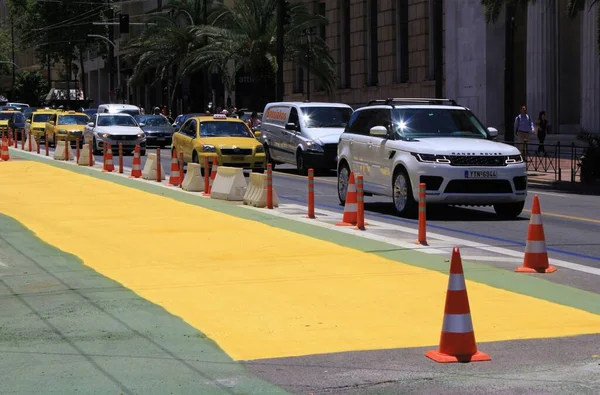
left=514, top=105, right=534, bottom=157
left=535, top=110, right=548, bottom=155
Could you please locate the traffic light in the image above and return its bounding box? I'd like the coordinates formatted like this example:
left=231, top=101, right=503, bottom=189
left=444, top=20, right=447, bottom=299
left=282, top=0, right=291, bottom=26
left=119, top=14, right=130, bottom=34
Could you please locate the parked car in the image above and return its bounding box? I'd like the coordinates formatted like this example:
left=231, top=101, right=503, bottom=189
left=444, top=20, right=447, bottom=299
left=336, top=98, right=526, bottom=218
left=84, top=113, right=146, bottom=155
left=134, top=115, right=176, bottom=147
left=260, top=102, right=353, bottom=174
left=7, top=111, right=26, bottom=139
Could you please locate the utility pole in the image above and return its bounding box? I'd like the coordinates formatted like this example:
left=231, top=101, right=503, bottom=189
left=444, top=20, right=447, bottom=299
left=276, top=0, right=285, bottom=102
left=107, top=1, right=115, bottom=102
left=11, top=14, right=16, bottom=100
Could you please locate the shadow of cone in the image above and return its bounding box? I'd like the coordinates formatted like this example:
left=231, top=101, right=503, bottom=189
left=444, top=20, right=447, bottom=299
left=425, top=247, right=490, bottom=363
left=516, top=195, right=557, bottom=273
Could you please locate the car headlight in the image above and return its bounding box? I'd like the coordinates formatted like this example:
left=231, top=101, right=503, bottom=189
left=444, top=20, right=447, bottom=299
left=137, top=132, right=145, bottom=138
left=506, top=154, right=524, bottom=164
left=101, top=133, right=111, bottom=138
left=202, top=144, right=216, bottom=152
left=411, top=153, right=451, bottom=164
left=306, top=140, right=324, bottom=152
left=255, top=145, right=265, bottom=153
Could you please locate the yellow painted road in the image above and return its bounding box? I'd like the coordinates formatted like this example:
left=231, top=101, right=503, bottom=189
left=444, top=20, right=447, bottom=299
left=1, top=161, right=600, bottom=361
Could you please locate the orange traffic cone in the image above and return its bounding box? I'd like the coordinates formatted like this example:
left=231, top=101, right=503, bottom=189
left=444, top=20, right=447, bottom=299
left=203, top=157, right=218, bottom=196
left=130, top=145, right=142, bottom=178
left=426, top=247, right=490, bottom=363
left=516, top=195, right=557, bottom=273
left=103, top=144, right=114, bottom=172
left=168, top=149, right=181, bottom=186
left=336, top=171, right=358, bottom=226
left=1, top=137, right=10, bottom=161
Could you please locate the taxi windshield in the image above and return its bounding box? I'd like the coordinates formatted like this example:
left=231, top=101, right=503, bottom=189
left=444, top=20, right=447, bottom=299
left=97, top=115, right=137, bottom=127
left=58, top=115, right=89, bottom=125
left=0, top=113, right=13, bottom=121
left=199, top=121, right=252, bottom=138
left=32, top=114, right=53, bottom=123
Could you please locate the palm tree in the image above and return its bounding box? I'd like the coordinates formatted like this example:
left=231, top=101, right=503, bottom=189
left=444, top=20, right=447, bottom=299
left=180, top=0, right=337, bottom=101
left=126, top=0, right=213, bottom=108
left=481, top=0, right=600, bottom=53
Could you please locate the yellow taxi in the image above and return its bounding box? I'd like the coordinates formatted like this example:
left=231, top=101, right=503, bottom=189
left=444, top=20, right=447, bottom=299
left=0, top=109, right=18, bottom=137
left=26, top=109, right=58, bottom=140
left=172, top=114, right=266, bottom=172
left=45, top=111, right=90, bottom=147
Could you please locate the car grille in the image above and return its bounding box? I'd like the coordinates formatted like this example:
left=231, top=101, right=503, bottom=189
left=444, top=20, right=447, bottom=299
left=323, top=143, right=338, bottom=156
left=221, top=148, right=252, bottom=155
left=448, top=155, right=506, bottom=166
left=111, top=135, right=139, bottom=141
left=147, top=132, right=172, bottom=137
left=444, top=180, right=513, bottom=194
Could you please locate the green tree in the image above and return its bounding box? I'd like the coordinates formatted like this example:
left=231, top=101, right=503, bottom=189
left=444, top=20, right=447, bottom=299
left=481, top=0, right=600, bottom=53
left=182, top=0, right=336, bottom=96
left=0, top=27, right=10, bottom=77
left=7, top=0, right=107, bottom=97
left=14, top=71, right=48, bottom=106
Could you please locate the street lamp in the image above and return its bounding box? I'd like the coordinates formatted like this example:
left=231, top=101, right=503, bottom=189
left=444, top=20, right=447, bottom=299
left=87, top=34, right=121, bottom=102
left=300, top=28, right=315, bottom=101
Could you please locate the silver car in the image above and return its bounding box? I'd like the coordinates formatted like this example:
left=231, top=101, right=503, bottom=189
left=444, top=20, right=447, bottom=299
left=84, top=113, right=147, bottom=155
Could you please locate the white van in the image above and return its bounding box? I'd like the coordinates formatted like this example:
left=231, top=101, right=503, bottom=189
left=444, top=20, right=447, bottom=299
left=97, top=104, right=141, bottom=117
left=260, top=102, right=353, bottom=174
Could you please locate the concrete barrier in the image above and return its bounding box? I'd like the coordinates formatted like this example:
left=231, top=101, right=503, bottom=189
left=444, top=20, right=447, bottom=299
left=182, top=162, right=204, bottom=192
left=53, top=141, right=73, bottom=161
left=210, top=166, right=247, bottom=201
left=243, top=173, right=279, bottom=208
left=142, top=153, right=165, bottom=181
left=24, top=135, right=39, bottom=152
left=78, top=144, right=91, bottom=166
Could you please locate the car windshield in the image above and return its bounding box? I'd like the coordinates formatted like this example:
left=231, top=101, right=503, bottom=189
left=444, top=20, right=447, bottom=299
left=58, top=115, right=89, bottom=125
left=13, top=113, right=25, bottom=123
left=0, top=113, right=13, bottom=121
left=199, top=121, right=253, bottom=138
left=392, top=108, right=488, bottom=139
left=97, top=115, right=137, bottom=127
left=302, top=107, right=353, bottom=128
left=32, top=114, right=53, bottom=123
left=136, top=116, right=170, bottom=127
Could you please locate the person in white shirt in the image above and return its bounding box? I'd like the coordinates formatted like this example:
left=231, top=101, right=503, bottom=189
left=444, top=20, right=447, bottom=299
left=514, top=105, right=534, bottom=156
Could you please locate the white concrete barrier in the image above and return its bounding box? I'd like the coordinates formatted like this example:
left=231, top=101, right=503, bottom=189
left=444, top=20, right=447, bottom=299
left=243, top=173, right=279, bottom=208
left=142, top=153, right=165, bottom=180
left=78, top=144, right=91, bottom=166
left=53, top=141, right=73, bottom=161
left=24, top=135, right=39, bottom=152
left=182, top=162, right=204, bottom=192
left=210, top=166, right=247, bottom=201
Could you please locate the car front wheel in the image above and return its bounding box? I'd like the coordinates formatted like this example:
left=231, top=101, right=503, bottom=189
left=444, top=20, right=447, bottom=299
left=392, top=169, right=417, bottom=217
left=494, top=201, right=525, bottom=219
left=337, top=162, right=350, bottom=205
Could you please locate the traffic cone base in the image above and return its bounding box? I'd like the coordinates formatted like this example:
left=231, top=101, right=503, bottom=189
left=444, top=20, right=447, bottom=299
left=425, top=348, right=491, bottom=363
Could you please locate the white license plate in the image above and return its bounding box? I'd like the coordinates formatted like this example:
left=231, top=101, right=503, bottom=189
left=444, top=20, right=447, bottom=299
left=465, top=170, right=498, bottom=179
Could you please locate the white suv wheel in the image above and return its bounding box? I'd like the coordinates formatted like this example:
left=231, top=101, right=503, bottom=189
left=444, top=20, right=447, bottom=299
left=337, top=164, right=350, bottom=204
left=393, top=170, right=416, bottom=215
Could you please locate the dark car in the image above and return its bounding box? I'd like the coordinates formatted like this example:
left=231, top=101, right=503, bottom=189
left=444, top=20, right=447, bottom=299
left=134, top=115, right=175, bottom=147
left=7, top=111, right=26, bottom=139
left=83, top=108, right=98, bottom=118
left=172, top=113, right=203, bottom=131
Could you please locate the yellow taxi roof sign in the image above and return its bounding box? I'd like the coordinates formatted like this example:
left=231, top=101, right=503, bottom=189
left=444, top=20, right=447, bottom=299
left=213, top=114, right=227, bottom=119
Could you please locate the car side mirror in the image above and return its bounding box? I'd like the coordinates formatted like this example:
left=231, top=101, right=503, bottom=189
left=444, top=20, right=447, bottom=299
left=487, top=127, right=498, bottom=140
left=285, top=122, right=297, bottom=131
left=370, top=126, right=388, bottom=137
left=139, top=123, right=145, bottom=127
left=87, top=122, right=94, bottom=127
left=253, top=131, right=262, bottom=138
left=26, top=119, right=31, bottom=123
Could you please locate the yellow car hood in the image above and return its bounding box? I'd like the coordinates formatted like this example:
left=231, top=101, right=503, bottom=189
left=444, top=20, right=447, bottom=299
left=0, top=120, right=8, bottom=126
left=31, top=122, right=47, bottom=129
left=55, top=125, right=85, bottom=132
left=201, top=137, right=261, bottom=148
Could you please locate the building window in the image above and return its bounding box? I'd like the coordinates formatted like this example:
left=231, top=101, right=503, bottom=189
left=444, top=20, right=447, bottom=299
left=339, top=0, right=351, bottom=88
left=293, top=63, right=304, bottom=94
left=428, top=0, right=435, bottom=80
left=395, top=0, right=409, bottom=83
left=365, top=0, right=378, bottom=86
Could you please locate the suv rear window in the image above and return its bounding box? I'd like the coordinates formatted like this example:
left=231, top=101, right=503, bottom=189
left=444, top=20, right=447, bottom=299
left=393, top=108, right=488, bottom=139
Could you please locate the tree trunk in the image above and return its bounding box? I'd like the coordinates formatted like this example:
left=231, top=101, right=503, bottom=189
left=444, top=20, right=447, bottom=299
left=78, top=47, right=86, bottom=102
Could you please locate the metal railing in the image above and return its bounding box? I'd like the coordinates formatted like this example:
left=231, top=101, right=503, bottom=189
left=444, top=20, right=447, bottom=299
left=500, top=140, right=589, bottom=183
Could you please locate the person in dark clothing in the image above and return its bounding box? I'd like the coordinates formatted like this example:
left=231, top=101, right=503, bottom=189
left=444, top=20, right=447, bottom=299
left=536, top=110, right=547, bottom=155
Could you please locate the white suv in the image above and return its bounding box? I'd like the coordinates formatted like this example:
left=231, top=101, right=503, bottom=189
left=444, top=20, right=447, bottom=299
left=337, top=98, right=527, bottom=218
